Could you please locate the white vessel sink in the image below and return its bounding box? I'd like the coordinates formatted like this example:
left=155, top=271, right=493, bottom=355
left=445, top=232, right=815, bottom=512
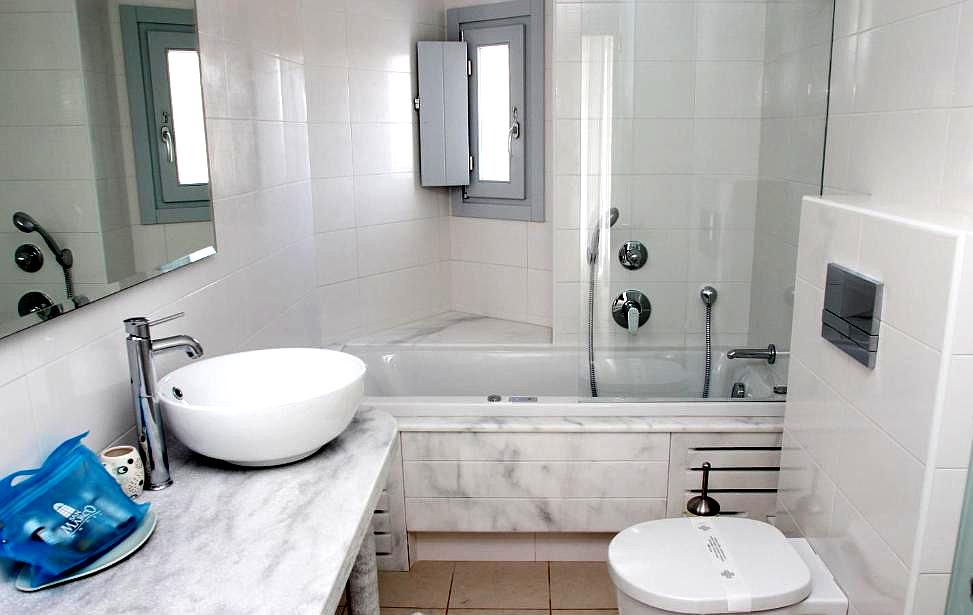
left=158, top=348, right=366, bottom=466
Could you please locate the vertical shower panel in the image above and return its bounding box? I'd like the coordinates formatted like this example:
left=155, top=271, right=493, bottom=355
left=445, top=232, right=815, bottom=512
left=552, top=0, right=834, bottom=400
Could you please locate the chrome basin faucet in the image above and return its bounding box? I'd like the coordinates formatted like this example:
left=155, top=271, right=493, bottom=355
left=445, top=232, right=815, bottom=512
left=124, top=313, right=203, bottom=490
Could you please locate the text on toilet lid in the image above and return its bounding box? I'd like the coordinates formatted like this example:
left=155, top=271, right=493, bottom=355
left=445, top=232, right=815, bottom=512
left=690, top=518, right=752, bottom=612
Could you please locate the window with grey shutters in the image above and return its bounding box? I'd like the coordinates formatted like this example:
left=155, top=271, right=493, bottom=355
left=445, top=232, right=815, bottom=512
left=416, top=0, right=544, bottom=222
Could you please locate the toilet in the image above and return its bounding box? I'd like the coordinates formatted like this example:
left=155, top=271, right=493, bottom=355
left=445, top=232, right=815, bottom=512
left=608, top=517, right=847, bottom=615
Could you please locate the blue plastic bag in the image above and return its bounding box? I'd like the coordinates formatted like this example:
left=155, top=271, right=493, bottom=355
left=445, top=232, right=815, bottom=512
left=0, top=433, right=148, bottom=584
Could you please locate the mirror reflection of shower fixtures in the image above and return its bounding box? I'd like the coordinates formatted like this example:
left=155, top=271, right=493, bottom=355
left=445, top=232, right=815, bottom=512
left=12, top=212, right=88, bottom=310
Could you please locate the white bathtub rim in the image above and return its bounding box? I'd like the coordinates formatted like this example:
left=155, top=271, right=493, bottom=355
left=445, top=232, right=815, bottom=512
left=362, top=397, right=784, bottom=418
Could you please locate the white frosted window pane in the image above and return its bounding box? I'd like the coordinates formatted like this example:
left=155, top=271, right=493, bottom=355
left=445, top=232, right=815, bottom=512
left=476, top=43, right=510, bottom=183
left=167, top=49, right=209, bottom=185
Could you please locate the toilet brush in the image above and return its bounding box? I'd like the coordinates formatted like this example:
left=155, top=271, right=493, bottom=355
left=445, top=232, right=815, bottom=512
left=686, top=462, right=721, bottom=516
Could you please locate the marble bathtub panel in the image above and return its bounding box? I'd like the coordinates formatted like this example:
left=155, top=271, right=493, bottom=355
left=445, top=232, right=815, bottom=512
left=394, top=416, right=785, bottom=434
left=401, top=432, right=671, bottom=461
left=405, top=498, right=668, bottom=532
left=403, top=461, right=670, bottom=498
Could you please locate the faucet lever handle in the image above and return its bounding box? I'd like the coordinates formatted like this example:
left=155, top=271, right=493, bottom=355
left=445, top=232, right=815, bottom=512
left=149, top=312, right=185, bottom=328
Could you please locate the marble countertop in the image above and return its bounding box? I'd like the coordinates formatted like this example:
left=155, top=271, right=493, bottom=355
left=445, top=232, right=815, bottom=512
left=0, top=409, right=397, bottom=615
left=395, top=415, right=783, bottom=433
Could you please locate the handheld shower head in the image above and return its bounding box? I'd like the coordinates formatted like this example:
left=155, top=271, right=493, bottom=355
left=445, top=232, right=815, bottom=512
left=12, top=211, right=72, bottom=269
left=12, top=211, right=37, bottom=233
left=587, top=207, right=621, bottom=264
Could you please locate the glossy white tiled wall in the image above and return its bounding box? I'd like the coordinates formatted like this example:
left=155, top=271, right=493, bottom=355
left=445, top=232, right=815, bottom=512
left=0, top=0, right=324, bottom=490
left=778, top=196, right=973, bottom=615
left=306, top=0, right=452, bottom=343
left=551, top=0, right=771, bottom=347
left=825, top=0, right=973, bottom=209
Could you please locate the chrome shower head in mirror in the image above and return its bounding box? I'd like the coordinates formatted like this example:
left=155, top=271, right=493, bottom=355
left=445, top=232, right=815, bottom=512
left=12, top=211, right=38, bottom=233
left=12, top=211, right=72, bottom=269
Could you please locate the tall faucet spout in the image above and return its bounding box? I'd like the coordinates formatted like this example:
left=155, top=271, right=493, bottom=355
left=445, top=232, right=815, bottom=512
left=152, top=334, right=204, bottom=358
left=125, top=314, right=203, bottom=490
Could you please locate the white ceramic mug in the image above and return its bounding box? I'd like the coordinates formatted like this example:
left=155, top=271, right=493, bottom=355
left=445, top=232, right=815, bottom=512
left=99, top=446, right=145, bottom=499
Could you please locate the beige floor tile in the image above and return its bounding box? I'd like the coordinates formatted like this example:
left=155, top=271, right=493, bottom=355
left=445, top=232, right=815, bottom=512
left=450, top=611, right=549, bottom=615
left=549, top=562, right=618, bottom=609
left=380, top=609, right=446, bottom=615
left=553, top=611, right=618, bottom=615
left=450, top=562, right=551, bottom=609
left=378, top=561, right=455, bottom=608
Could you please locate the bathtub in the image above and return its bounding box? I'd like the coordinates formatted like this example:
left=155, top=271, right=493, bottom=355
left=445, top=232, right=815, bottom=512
left=344, top=344, right=787, bottom=417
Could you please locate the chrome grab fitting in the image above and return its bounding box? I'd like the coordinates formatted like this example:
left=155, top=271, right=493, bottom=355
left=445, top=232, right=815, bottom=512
left=727, top=343, right=777, bottom=364
left=125, top=312, right=204, bottom=490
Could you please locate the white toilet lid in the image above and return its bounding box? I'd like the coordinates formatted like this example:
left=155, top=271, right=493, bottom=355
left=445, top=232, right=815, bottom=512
left=608, top=517, right=812, bottom=614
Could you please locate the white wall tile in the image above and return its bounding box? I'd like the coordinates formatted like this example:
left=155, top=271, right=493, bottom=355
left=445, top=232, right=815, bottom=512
left=348, top=70, right=414, bottom=124
left=914, top=573, right=951, bottom=615
left=857, top=217, right=956, bottom=351
left=305, top=66, right=350, bottom=123
left=633, top=3, right=695, bottom=61
left=852, top=7, right=959, bottom=113
left=796, top=199, right=861, bottom=289
left=696, top=2, right=766, bottom=61
left=450, top=218, right=528, bottom=269
left=0, top=377, right=41, bottom=476
left=937, top=355, right=973, bottom=469
left=451, top=261, right=528, bottom=322
left=316, top=229, right=358, bottom=285
left=815, top=493, right=909, bottom=615
left=694, top=61, right=763, bottom=118
left=919, top=469, right=966, bottom=573
left=777, top=433, right=836, bottom=538
left=351, top=123, right=415, bottom=175
left=309, top=122, right=353, bottom=178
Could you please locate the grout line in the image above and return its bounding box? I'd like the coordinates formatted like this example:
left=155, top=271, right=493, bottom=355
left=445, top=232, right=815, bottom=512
left=444, top=560, right=456, bottom=615
left=547, top=561, right=552, bottom=613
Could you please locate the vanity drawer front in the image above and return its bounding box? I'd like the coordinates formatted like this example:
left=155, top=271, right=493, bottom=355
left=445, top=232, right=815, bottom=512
left=405, top=497, right=667, bottom=532
left=404, top=461, right=669, bottom=498
left=401, top=432, right=670, bottom=461
left=683, top=469, right=779, bottom=490
left=374, top=533, right=394, bottom=554
left=372, top=512, right=391, bottom=533
left=668, top=432, right=783, bottom=521
left=686, top=448, right=781, bottom=468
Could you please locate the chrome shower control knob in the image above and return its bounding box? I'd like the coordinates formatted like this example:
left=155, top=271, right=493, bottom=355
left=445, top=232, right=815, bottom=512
left=14, top=244, right=43, bottom=273
left=612, top=290, right=651, bottom=335
left=618, top=241, right=648, bottom=270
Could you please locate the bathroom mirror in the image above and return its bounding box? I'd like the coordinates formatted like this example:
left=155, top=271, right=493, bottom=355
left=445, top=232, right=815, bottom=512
left=0, top=0, right=215, bottom=339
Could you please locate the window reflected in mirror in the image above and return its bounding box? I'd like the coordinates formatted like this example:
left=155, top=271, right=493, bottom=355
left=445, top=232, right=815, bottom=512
left=0, top=1, right=215, bottom=338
